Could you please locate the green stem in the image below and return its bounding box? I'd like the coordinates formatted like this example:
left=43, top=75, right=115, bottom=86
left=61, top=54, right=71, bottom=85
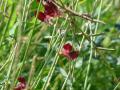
left=41, top=25, right=69, bottom=90
left=113, top=82, right=120, bottom=90
left=0, top=3, right=14, bottom=47
left=15, top=0, right=42, bottom=83
left=83, top=23, right=93, bottom=90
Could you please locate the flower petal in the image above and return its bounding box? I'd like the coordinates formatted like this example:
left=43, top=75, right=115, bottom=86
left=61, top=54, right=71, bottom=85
left=63, top=43, right=72, bottom=52
left=44, top=2, right=61, bottom=17
left=18, top=76, right=26, bottom=84
left=35, top=11, right=46, bottom=22
left=69, top=51, right=79, bottom=60
left=14, top=83, right=26, bottom=90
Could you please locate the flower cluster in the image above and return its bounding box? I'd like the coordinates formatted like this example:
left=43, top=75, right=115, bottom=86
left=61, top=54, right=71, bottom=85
left=35, top=0, right=60, bottom=23
left=60, top=43, right=79, bottom=60
left=14, top=76, right=26, bottom=90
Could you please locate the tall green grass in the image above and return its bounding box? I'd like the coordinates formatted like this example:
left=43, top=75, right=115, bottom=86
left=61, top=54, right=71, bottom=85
left=0, top=0, right=120, bottom=90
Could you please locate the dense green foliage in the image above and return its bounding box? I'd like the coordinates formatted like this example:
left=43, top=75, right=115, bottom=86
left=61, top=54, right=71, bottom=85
left=0, top=0, right=120, bottom=90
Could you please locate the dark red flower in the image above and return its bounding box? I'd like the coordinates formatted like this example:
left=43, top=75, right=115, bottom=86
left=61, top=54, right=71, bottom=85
left=35, top=0, right=61, bottom=22
left=14, top=76, right=26, bottom=90
left=44, top=2, right=60, bottom=17
left=63, top=43, right=72, bottom=53
left=60, top=43, right=79, bottom=60
left=69, top=51, right=79, bottom=60
left=35, top=11, right=51, bottom=22
left=18, top=76, right=26, bottom=84
left=59, top=43, right=72, bottom=57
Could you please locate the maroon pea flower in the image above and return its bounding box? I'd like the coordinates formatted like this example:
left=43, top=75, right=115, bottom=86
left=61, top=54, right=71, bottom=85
left=44, top=2, right=60, bottom=17
left=17, top=76, right=26, bottom=84
left=69, top=51, right=79, bottom=60
left=62, top=43, right=72, bottom=56
left=35, top=0, right=61, bottom=22
left=14, top=76, right=26, bottom=90
left=60, top=43, right=79, bottom=60
left=34, top=11, right=52, bottom=23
